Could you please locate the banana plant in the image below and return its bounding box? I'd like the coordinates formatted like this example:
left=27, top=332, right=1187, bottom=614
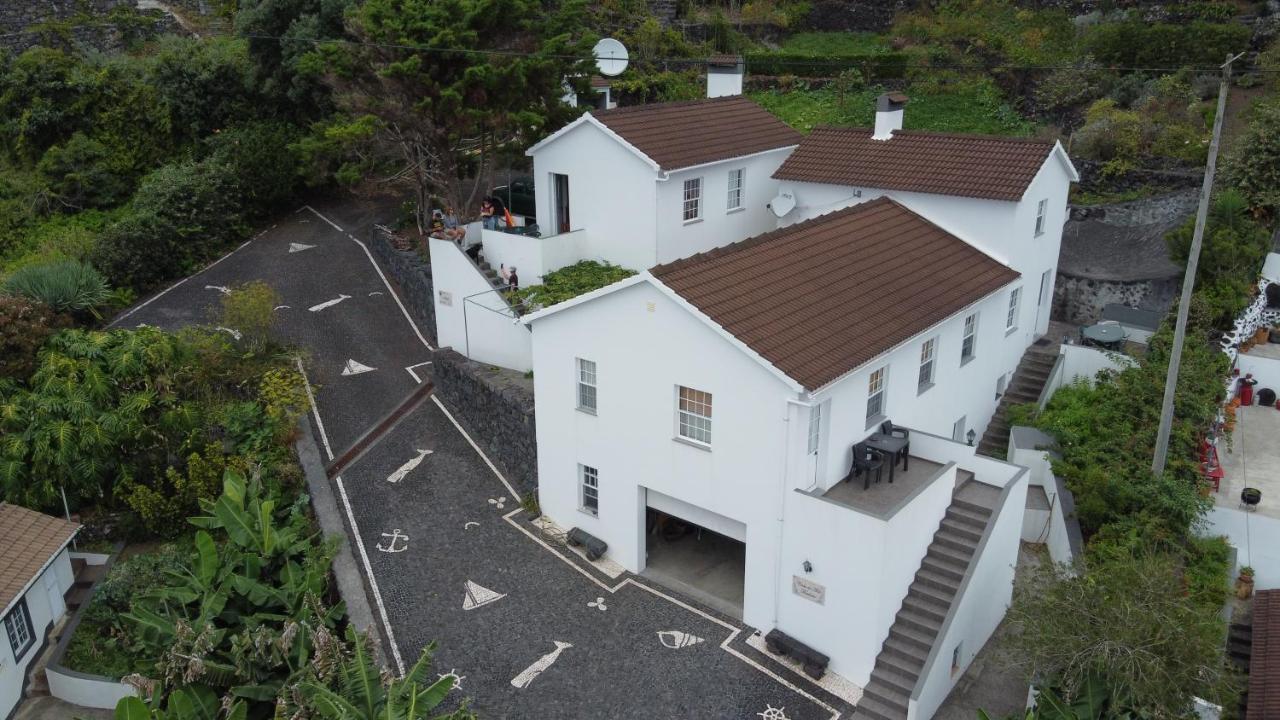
left=295, top=627, right=472, bottom=720
left=115, top=687, right=246, bottom=720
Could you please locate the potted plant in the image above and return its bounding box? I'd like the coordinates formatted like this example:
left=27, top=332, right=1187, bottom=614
left=1237, top=566, right=1255, bottom=599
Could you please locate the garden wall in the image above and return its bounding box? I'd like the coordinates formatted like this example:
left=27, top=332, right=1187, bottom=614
left=45, top=547, right=140, bottom=710
left=431, top=348, right=538, bottom=493
left=369, top=225, right=437, bottom=346
left=0, top=0, right=176, bottom=54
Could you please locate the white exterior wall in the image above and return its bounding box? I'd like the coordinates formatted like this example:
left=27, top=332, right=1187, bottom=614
left=2, top=549, right=73, bottom=720
left=429, top=238, right=532, bottom=372
left=654, top=148, right=795, bottom=264
left=530, top=122, right=659, bottom=270
left=811, top=286, right=1020, bottom=481
left=910, top=471, right=1027, bottom=720
left=530, top=280, right=799, bottom=633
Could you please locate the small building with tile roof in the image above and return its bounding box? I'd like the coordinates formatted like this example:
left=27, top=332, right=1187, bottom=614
left=523, top=95, right=803, bottom=270
left=0, top=503, right=80, bottom=720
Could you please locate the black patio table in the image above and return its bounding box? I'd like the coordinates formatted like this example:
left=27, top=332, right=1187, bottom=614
left=865, top=433, right=908, bottom=482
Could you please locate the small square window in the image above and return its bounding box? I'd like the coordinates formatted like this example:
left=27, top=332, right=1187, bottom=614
left=677, top=386, right=713, bottom=445
left=683, top=178, right=702, bottom=222
left=580, top=464, right=599, bottom=515
left=576, top=358, right=597, bottom=413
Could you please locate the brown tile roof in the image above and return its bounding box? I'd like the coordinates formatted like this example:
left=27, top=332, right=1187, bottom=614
left=0, top=503, right=79, bottom=614
left=589, top=76, right=611, bottom=89
left=1252, top=589, right=1280, bottom=720
left=651, top=197, right=1019, bottom=390
left=593, top=96, right=802, bottom=171
left=773, top=126, right=1058, bottom=201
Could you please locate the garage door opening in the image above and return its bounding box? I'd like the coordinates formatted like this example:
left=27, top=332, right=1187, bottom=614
left=642, top=508, right=745, bottom=619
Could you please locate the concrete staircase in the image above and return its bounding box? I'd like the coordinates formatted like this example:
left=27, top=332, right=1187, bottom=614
left=852, top=478, right=999, bottom=720
left=976, top=345, right=1058, bottom=459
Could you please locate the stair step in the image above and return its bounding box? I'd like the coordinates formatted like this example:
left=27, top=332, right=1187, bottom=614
left=899, top=601, right=946, bottom=627
left=870, top=665, right=917, bottom=696
left=940, top=518, right=984, bottom=544
left=897, top=611, right=943, bottom=637
left=880, top=645, right=926, bottom=675
left=934, top=530, right=978, bottom=554
left=928, top=542, right=973, bottom=567
left=917, top=567, right=962, bottom=593
left=889, top=624, right=937, bottom=652
left=946, top=504, right=989, bottom=526
left=951, top=498, right=994, bottom=519
left=855, top=690, right=908, bottom=720
left=921, top=554, right=966, bottom=579
left=883, top=636, right=930, bottom=666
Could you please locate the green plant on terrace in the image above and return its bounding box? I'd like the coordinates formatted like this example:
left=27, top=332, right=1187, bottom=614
left=510, top=261, right=636, bottom=312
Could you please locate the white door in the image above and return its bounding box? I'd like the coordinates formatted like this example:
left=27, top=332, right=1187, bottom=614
left=43, top=569, right=65, bottom=620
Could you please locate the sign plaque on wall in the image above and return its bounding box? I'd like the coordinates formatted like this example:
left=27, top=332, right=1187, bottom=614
left=792, top=575, right=826, bottom=605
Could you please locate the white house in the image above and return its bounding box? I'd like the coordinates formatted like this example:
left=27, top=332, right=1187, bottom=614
left=430, top=95, right=802, bottom=371
left=1, top=503, right=79, bottom=720
left=523, top=197, right=1043, bottom=720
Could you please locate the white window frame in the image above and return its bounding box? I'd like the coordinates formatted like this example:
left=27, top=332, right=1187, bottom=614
left=682, top=177, right=702, bottom=222
left=1034, top=198, right=1047, bottom=237
left=676, top=385, right=713, bottom=446
left=1006, top=287, right=1022, bottom=333
left=866, top=366, right=888, bottom=425
left=807, top=403, right=821, bottom=455
left=961, top=313, right=978, bottom=365
left=576, top=358, right=597, bottom=414
left=918, top=337, right=937, bottom=394
left=726, top=168, right=745, bottom=212
left=4, top=598, right=34, bottom=662
left=579, top=464, right=599, bottom=516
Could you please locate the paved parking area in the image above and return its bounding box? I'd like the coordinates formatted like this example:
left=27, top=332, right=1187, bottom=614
left=111, top=201, right=853, bottom=719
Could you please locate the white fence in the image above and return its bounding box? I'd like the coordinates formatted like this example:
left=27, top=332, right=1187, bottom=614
left=478, top=226, right=588, bottom=286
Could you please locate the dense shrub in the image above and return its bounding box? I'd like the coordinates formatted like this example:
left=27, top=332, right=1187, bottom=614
left=891, top=0, right=1077, bottom=67
left=205, top=121, right=303, bottom=216
left=1225, top=97, right=1280, bottom=216
left=36, top=133, right=135, bottom=210
left=510, top=261, right=636, bottom=310
left=1033, top=59, right=1112, bottom=121
left=2, top=259, right=108, bottom=313
left=1084, top=21, right=1251, bottom=69
left=0, top=296, right=66, bottom=381
left=744, top=51, right=908, bottom=79
left=1166, top=191, right=1272, bottom=327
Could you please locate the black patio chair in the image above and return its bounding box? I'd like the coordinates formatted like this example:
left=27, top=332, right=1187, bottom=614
left=880, top=420, right=911, bottom=471
left=847, top=442, right=886, bottom=491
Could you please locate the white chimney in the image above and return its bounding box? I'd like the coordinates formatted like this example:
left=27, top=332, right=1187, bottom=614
left=707, top=55, right=744, bottom=98
left=872, top=92, right=909, bottom=140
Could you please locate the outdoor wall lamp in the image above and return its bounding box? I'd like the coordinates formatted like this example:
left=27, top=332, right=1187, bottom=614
left=802, top=560, right=813, bottom=573
left=966, top=429, right=976, bottom=446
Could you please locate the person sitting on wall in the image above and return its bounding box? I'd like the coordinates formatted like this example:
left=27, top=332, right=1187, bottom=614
left=429, top=209, right=447, bottom=238
left=441, top=206, right=466, bottom=242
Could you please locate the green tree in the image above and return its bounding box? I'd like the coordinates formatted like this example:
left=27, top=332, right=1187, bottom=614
left=37, top=132, right=136, bottom=209
left=1166, top=190, right=1271, bottom=327
left=1225, top=97, right=1280, bottom=217
left=317, top=0, right=595, bottom=231
left=235, top=0, right=353, bottom=115
left=1006, top=551, right=1237, bottom=718
left=0, top=296, right=67, bottom=382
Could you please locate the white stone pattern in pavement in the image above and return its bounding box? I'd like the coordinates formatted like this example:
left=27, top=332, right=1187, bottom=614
left=510, top=641, right=573, bottom=689
left=385, top=449, right=432, bottom=484
left=462, top=580, right=506, bottom=610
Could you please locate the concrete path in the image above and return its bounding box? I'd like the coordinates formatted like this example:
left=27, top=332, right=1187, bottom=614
left=109, top=199, right=852, bottom=719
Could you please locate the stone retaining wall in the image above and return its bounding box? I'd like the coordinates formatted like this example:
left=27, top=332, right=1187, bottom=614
left=369, top=226, right=437, bottom=346
left=0, top=0, right=176, bottom=54
left=431, top=348, right=538, bottom=493
left=1053, top=273, right=1180, bottom=325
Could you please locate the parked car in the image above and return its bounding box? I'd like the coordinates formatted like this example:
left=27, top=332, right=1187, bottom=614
left=491, top=176, right=535, bottom=221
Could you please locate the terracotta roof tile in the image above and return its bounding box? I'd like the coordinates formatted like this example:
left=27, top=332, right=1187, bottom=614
left=773, top=126, right=1056, bottom=201
left=1251, top=589, right=1280, bottom=720
left=0, top=503, right=79, bottom=614
left=594, top=96, right=802, bottom=171
left=651, top=197, right=1019, bottom=390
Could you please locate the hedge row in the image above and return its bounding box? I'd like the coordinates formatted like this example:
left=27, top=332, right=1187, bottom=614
left=1085, top=21, right=1251, bottom=69
left=744, top=51, right=910, bottom=79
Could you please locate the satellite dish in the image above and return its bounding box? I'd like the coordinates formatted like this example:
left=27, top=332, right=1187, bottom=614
left=594, top=38, right=630, bottom=77
left=769, top=191, right=796, bottom=218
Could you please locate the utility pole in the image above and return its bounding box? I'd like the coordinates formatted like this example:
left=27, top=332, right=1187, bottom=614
left=1151, top=52, right=1244, bottom=477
